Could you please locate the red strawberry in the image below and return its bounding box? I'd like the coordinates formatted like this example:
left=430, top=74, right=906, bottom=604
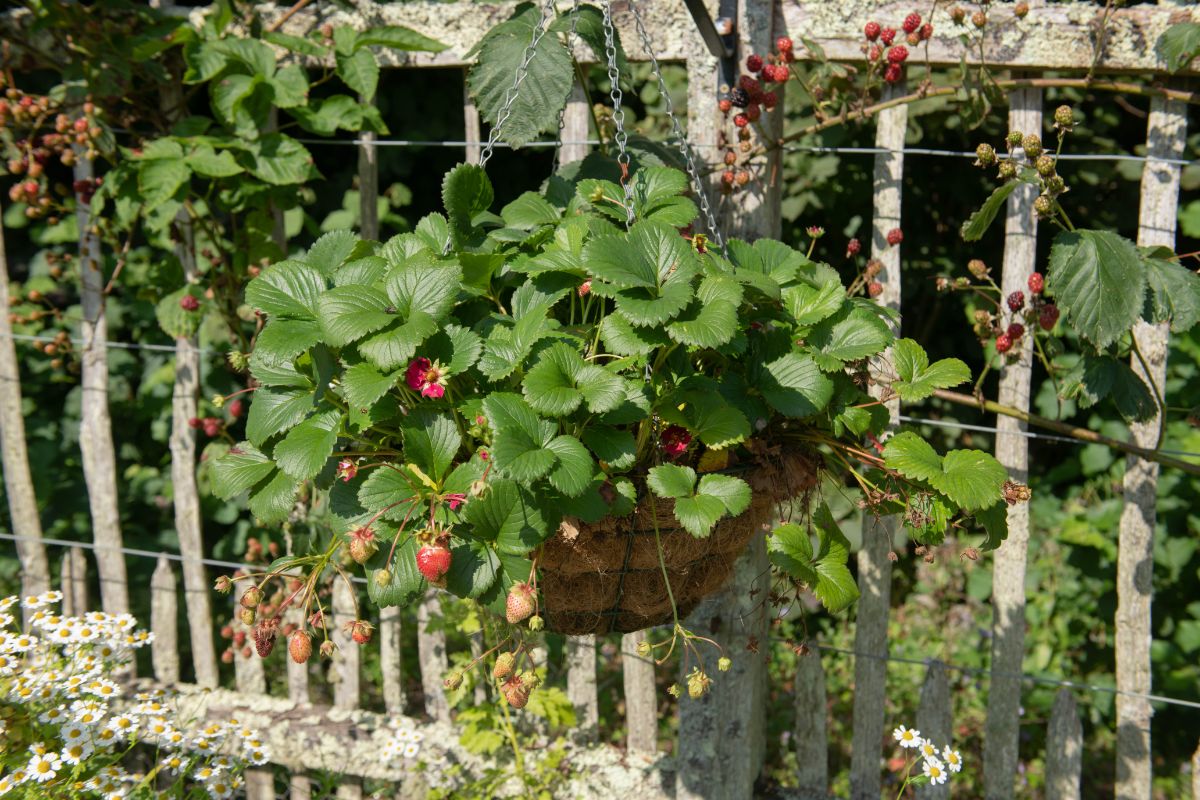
left=227, top=398, right=244, bottom=418
left=187, top=417, right=202, bottom=429
left=288, top=630, right=312, bottom=663
left=416, top=542, right=452, bottom=583
left=1027, top=272, right=1044, bottom=294
left=506, top=582, right=536, bottom=624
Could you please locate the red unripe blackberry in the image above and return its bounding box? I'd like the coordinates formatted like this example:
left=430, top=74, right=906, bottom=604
left=902, top=13, right=921, bottom=33
left=227, top=398, right=244, bottom=418
left=721, top=170, right=736, bottom=186
left=886, top=227, right=903, bottom=245
left=888, top=45, right=909, bottom=63
left=188, top=417, right=202, bottom=429
left=746, top=54, right=763, bottom=72
left=761, top=91, right=778, bottom=109
left=179, top=294, right=200, bottom=312
left=1039, top=304, right=1060, bottom=331
left=846, top=238, right=862, bottom=257
left=734, top=114, right=749, bottom=128
left=745, top=104, right=761, bottom=121
left=868, top=281, right=883, bottom=298
left=1007, top=290, right=1025, bottom=312
left=865, top=21, right=881, bottom=41
left=918, top=22, right=933, bottom=40
left=776, top=36, right=793, bottom=52
left=884, top=64, right=903, bottom=83
left=718, top=98, right=732, bottom=114
left=1027, top=272, right=1044, bottom=294
left=880, top=27, right=896, bottom=45
left=869, top=45, right=883, bottom=62
left=738, top=75, right=761, bottom=95
left=1007, top=323, right=1025, bottom=340
left=995, top=333, right=1013, bottom=353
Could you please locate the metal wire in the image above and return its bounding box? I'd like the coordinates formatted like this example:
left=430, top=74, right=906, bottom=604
left=3, top=530, right=1198, bottom=711
left=626, top=0, right=726, bottom=251
left=478, top=0, right=561, bottom=168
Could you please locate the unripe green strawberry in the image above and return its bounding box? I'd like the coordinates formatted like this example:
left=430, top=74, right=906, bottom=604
left=493, top=652, right=516, bottom=680
left=349, top=532, right=377, bottom=565
left=501, top=675, right=531, bottom=709
left=444, top=672, right=463, bottom=690
left=506, top=582, right=536, bottom=624
left=238, top=607, right=256, bottom=626
left=240, top=587, right=263, bottom=608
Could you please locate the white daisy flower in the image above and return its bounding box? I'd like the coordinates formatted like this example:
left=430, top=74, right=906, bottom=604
left=942, top=746, right=963, bottom=773
left=27, top=752, right=62, bottom=783
left=38, top=590, right=63, bottom=605
left=6, top=633, right=37, bottom=653
left=60, top=740, right=95, bottom=765
left=922, top=757, right=948, bottom=785
left=0, top=596, right=17, bottom=611
left=107, top=714, right=137, bottom=735
left=159, top=755, right=186, bottom=776
left=918, top=740, right=938, bottom=761
left=38, top=706, right=66, bottom=724
left=892, top=725, right=922, bottom=749
left=60, top=722, right=91, bottom=745
left=0, top=776, right=14, bottom=796
left=206, top=775, right=235, bottom=799
left=93, top=726, right=119, bottom=749
left=0, top=612, right=13, bottom=627
left=403, top=742, right=420, bottom=759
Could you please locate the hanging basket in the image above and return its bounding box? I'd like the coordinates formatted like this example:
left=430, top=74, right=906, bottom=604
left=538, top=451, right=820, bottom=635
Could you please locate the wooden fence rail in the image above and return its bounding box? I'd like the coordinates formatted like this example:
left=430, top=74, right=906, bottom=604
left=1, top=1, right=1199, bottom=798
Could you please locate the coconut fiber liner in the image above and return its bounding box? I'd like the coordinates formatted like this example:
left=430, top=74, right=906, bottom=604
left=538, top=451, right=818, bottom=635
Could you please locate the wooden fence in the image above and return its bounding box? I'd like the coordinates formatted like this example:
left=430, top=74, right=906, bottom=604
left=2, top=1, right=1199, bottom=798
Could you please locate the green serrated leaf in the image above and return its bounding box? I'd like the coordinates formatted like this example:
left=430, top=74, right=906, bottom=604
left=883, top=432, right=1007, bottom=511
left=401, top=409, right=461, bottom=482
left=465, top=479, right=553, bottom=555
left=1156, top=22, right=1200, bottom=72
left=599, top=313, right=671, bottom=355
left=1142, top=250, right=1200, bottom=333
left=546, top=435, right=595, bottom=497
left=646, top=464, right=696, bottom=499
left=960, top=180, right=1020, bottom=242
left=1046, top=229, right=1146, bottom=349
left=245, top=387, right=318, bottom=445
left=581, top=426, right=636, bottom=472
left=784, top=280, right=844, bottom=326
left=443, top=163, right=494, bottom=247
left=336, top=48, right=379, bottom=101
left=808, top=305, right=892, bottom=365
left=307, top=230, right=361, bottom=275
left=253, top=318, right=322, bottom=361
left=317, top=285, right=393, bottom=346
left=697, top=474, right=750, bottom=516
left=760, top=353, right=834, bottom=418
left=892, top=338, right=971, bottom=402
left=483, top=393, right=557, bottom=482
left=367, top=537, right=426, bottom=607
left=210, top=443, right=276, bottom=499
left=356, top=25, right=447, bottom=52
left=273, top=408, right=341, bottom=479
left=245, top=260, right=326, bottom=319
left=248, top=469, right=299, bottom=524
left=444, top=539, right=501, bottom=599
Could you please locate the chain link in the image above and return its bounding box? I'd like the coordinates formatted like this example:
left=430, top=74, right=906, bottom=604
left=601, top=0, right=634, bottom=227
left=553, top=0, right=583, bottom=158
left=627, top=0, right=725, bottom=252
left=479, top=0, right=561, bottom=169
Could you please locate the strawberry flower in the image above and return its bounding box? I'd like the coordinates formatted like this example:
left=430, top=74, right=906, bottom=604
left=443, top=493, right=466, bottom=511
left=660, top=425, right=692, bottom=458
left=336, top=459, right=357, bottom=482
left=405, top=357, right=448, bottom=399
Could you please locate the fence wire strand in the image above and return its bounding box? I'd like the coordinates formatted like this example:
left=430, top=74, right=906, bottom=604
left=2, top=531, right=1198, bottom=711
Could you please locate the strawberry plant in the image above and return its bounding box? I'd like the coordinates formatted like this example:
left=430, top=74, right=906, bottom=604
left=210, top=158, right=1022, bottom=702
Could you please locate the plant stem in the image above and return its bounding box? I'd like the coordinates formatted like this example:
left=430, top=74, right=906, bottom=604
left=932, top=389, right=1200, bottom=475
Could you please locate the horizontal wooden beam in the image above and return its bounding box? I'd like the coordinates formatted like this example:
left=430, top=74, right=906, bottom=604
left=239, top=0, right=1197, bottom=74
left=148, top=682, right=675, bottom=794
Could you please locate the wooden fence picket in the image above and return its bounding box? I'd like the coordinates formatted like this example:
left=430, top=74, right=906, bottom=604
left=793, top=648, right=828, bottom=795
left=150, top=557, right=180, bottom=685
left=1045, top=689, right=1082, bottom=800
left=849, top=83, right=907, bottom=800
left=983, top=86, right=1042, bottom=800
left=61, top=546, right=88, bottom=618
left=417, top=589, right=452, bottom=723
left=231, top=584, right=272, bottom=800
left=284, top=581, right=312, bottom=800
left=0, top=199, right=50, bottom=605
left=621, top=630, right=657, bottom=756
left=464, top=74, right=482, bottom=165
left=1116, top=93, right=1187, bottom=799
left=566, top=636, right=599, bottom=741
left=916, top=661, right=951, bottom=800
left=73, top=155, right=129, bottom=617
left=331, top=578, right=363, bottom=799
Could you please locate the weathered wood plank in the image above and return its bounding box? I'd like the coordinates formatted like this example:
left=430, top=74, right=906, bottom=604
left=621, top=631, right=657, bottom=756
left=284, top=581, right=311, bottom=800
left=150, top=557, right=180, bottom=685
left=557, top=80, right=590, bottom=167
left=230, top=580, right=272, bottom=800
left=74, top=155, right=129, bottom=618
left=916, top=661, right=951, bottom=800
left=793, top=648, right=828, bottom=794
left=331, top=578, right=363, bottom=800
left=0, top=200, right=50, bottom=607
left=238, top=0, right=1198, bottom=73
left=358, top=120, right=379, bottom=240
left=677, top=0, right=774, bottom=795
left=464, top=74, right=482, bottom=165
left=1116, top=93, right=1186, bottom=800
left=1045, top=689, right=1082, bottom=800
left=983, top=86, right=1041, bottom=800
left=566, top=635, right=599, bottom=741
left=417, top=589, right=452, bottom=724
left=61, top=546, right=88, bottom=618
left=381, top=605, right=406, bottom=713
left=849, top=83, right=906, bottom=800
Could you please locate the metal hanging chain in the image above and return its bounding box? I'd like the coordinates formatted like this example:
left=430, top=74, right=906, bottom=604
left=479, top=0, right=561, bottom=169
left=553, top=0, right=584, bottom=161
left=627, top=0, right=726, bottom=251
left=601, top=0, right=635, bottom=227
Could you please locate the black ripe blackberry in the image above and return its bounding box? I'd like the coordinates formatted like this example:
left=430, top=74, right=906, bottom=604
left=729, top=87, right=750, bottom=108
